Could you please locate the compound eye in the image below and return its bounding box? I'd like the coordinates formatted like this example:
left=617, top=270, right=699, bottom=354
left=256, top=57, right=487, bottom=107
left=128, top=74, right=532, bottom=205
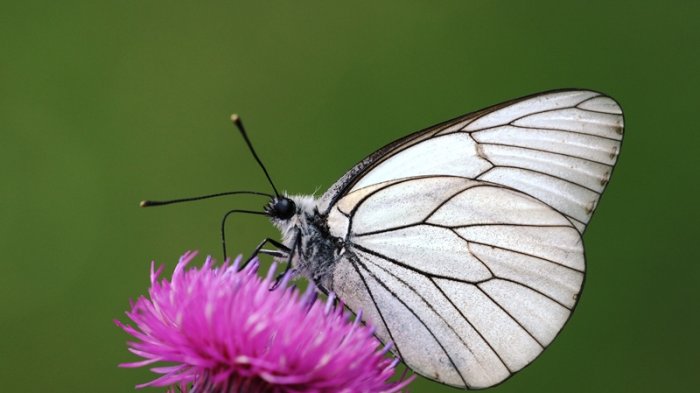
left=274, top=198, right=296, bottom=220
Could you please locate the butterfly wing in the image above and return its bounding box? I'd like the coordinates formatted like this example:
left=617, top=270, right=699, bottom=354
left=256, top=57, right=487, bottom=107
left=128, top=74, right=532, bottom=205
left=320, top=89, right=624, bottom=234
left=321, top=90, right=624, bottom=388
left=327, top=176, right=584, bottom=388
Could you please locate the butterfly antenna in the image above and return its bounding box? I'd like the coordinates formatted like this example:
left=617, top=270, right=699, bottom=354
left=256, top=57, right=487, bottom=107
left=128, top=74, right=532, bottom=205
left=140, top=190, right=273, bottom=208
left=231, top=114, right=280, bottom=197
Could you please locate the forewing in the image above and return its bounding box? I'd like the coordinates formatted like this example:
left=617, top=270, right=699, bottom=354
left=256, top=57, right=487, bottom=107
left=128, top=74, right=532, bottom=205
left=323, top=90, right=623, bottom=388
left=329, top=176, right=585, bottom=389
left=320, top=89, right=624, bottom=233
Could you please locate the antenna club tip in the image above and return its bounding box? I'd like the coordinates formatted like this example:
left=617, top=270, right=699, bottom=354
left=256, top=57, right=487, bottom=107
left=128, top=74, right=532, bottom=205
left=139, top=200, right=150, bottom=208
left=230, top=113, right=240, bottom=123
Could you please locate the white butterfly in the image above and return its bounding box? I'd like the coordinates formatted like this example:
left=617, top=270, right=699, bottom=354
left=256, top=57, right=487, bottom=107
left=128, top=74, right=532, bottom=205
left=145, top=89, right=624, bottom=389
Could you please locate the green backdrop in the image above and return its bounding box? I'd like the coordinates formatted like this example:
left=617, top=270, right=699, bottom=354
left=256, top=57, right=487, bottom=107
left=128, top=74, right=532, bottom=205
left=2, top=1, right=698, bottom=392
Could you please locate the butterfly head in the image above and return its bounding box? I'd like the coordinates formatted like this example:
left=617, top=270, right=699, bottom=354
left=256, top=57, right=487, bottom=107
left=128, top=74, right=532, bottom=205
left=265, top=196, right=297, bottom=220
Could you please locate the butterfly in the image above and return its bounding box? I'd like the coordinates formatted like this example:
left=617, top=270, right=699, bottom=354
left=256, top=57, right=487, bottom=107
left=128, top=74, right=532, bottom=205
left=142, top=89, right=624, bottom=389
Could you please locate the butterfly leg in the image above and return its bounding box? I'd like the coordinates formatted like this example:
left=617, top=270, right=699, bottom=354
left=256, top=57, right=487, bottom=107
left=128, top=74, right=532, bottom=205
left=243, top=238, right=291, bottom=268
left=270, top=231, right=301, bottom=290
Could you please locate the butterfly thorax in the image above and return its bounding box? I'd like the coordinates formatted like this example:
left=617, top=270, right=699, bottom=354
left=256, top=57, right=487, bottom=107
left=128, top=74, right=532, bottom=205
left=270, top=195, right=343, bottom=288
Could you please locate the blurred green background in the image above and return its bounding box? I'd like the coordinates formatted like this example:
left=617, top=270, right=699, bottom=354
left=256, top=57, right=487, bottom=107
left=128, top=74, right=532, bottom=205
left=2, top=1, right=698, bottom=392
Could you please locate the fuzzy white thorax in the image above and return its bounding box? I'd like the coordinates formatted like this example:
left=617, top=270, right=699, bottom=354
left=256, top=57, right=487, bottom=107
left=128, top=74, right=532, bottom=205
left=269, top=193, right=339, bottom=287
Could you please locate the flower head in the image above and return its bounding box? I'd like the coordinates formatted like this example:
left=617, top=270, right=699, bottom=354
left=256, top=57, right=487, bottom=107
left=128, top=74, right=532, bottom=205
left=116, top=251, right=412, bottom=392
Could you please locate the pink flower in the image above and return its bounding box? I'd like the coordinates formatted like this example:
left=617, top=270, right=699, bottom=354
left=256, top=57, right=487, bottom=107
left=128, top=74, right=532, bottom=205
left=116, top=251, right=412, bottom=393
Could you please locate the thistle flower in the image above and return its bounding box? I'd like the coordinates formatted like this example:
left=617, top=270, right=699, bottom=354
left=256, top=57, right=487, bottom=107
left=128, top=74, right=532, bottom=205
left=116, top=251, right=413, bottom=393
